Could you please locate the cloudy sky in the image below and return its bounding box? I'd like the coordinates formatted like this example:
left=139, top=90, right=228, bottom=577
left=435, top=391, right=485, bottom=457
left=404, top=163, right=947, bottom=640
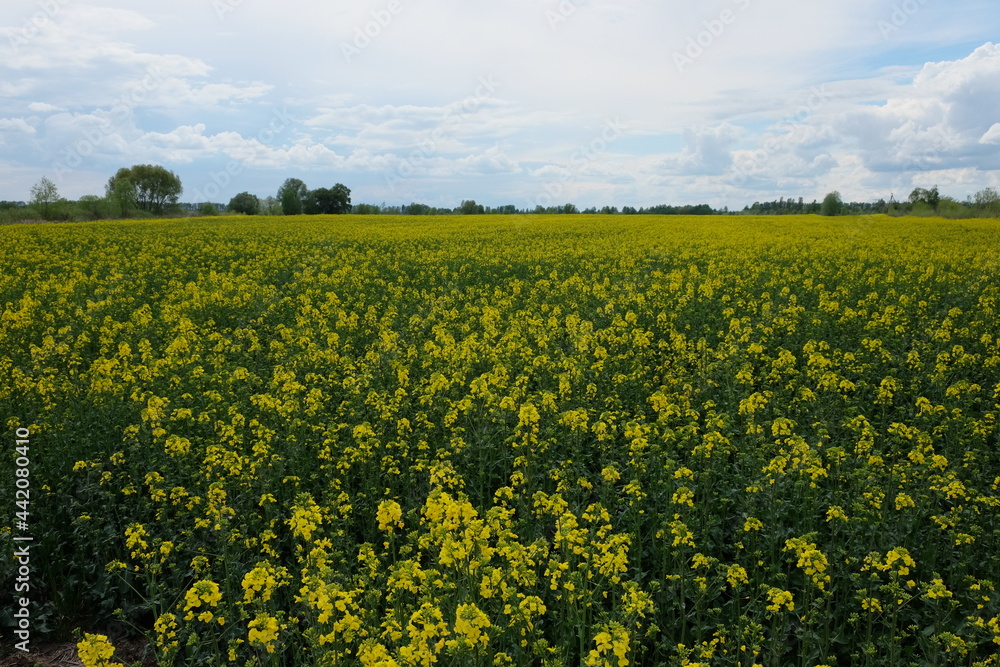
left=1, top=0, right=999, bottom=210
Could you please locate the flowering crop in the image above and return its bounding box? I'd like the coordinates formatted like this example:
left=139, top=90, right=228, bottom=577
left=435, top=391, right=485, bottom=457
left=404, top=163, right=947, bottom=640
left=1, top=213, right=999, bottom=666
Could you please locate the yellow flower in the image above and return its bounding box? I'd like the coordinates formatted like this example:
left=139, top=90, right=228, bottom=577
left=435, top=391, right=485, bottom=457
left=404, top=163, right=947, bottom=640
left=825, top=505, right=848, bottom=522
left=861, top=597, right=883, bottom=613
left=153, top=613, right=179, bottom=653
left=884, top=547, right=916, bottom=576
left=377, top=499, right=404, bottom=532
left=124, top=523, right=150, bottom=560
left=784, top=536, right=830, bottom=589
left=248, top=613, right=284, bottom=653
left=359, top=640, right=401, bottom=667
left=77, top=634, right=123, bottom=667
left=288, top=493, right=323, bottom=541
left=671, top=486, right=695, bottom=507
left=183, top=579, right=223, bottom=620
left=765, top=587, right=794, bottom=612
left=726, top=565, right=749, bottom=588
left=448, top=602, right=491, bottom=649
left=668, top=516, right=696, bottom=548
left=926, top=577, right=953, bottom=600
left=585, top=622, right=630, bottom=667
left=241, top=562, right=289, bottom=604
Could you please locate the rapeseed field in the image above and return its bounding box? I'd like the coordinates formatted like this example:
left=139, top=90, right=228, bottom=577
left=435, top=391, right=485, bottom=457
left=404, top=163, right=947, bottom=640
left=1, top=213, right=999, bottom=666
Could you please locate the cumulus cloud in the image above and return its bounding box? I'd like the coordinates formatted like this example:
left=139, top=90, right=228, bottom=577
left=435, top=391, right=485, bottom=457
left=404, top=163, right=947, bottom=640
left=454, top=147, right=521, bottom=175
left=660, top=42, right=1000, bottom=203
left=982, top=124, right=1000, bottom=144
left=0, top=117, right=35, bottom=134
left=833, top=43, right=1000, bottom=173
left=654, top=123, right=743, bottom=176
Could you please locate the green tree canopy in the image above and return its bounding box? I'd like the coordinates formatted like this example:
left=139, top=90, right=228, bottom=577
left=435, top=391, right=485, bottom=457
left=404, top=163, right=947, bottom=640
left=29, top=176, right=60, bottom=219
left=820, top=191, right=843, bottom=216
left=228, top=192, right=260, bottom=215
left=278, top=178, right=308, bottom=215
left=259, top=196, right=282, bottom=216
left=106, top=165, right=182, bottom=214
left=972, top=187, right=999, bottom=217
left=909, top=186, right=940, bottom=211
left=458, top=199, right=485, bottom=215
left=106, top=177, right=138, bottom=218
left=304, top=183, right=352, bottom=214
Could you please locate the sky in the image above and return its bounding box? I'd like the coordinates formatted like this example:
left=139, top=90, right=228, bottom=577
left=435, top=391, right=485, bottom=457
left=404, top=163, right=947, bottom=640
left=1, top=0, right=999, bottom=211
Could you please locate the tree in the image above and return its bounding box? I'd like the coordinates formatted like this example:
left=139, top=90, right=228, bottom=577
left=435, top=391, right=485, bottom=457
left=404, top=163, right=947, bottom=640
left=229, top=192, right=260, bottom=215
left=935, top=196, right=971, bottom=219
left=106, top=177, right=137, bottom=218
left=29, top=177, right=60, bottom=219
left=926, top=185, right=940, bottom=211
left=304, top=184, right=352, bottom=214
left=278, top=178, right=308, bottom=215
left=107, top=165, right=182, bottom=214
left=327, top=183, right=352, bottom=214
left=199, top=203, right=219, bottom=216
left=78, top=195, right=107, bottom=220
left=259, top=196, right=282, bottom=215
left=910, top=186, right=941, bottom=211
left=459, top=199, right=484, bottom=215
left=973, top=187, right=1000, bottom=217
left=820, top=191, right=843, bottom=216
left=404, top=202, right=431, bottom=215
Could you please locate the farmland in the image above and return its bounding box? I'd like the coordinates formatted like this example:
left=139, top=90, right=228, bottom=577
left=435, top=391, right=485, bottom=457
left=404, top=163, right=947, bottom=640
left=2, top=213, right=999, bottom=666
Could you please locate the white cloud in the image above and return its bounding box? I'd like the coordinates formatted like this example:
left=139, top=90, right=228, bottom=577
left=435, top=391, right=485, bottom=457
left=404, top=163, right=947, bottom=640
left=454, top=147, right=521, bottom=175
left=0, top=117, right=35, bottom=134
left=655, top=123, right=743, bottom=176
left=27, top=102, right=60, bottom=113
left=830, top=43, right=1000, bottom=175
left=647, top=41, right=1000, bottom=204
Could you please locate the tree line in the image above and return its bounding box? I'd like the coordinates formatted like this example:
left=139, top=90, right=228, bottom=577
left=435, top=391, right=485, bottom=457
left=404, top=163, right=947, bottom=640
left=5, top=164, right=186, bottom=223
left=749, top=187, right=1000, bottom=219
left=2, top=167, right=356, bottom=223
left=4, top=166, right=1000, bottom=223
left=219, top=179, right=352, bottom=216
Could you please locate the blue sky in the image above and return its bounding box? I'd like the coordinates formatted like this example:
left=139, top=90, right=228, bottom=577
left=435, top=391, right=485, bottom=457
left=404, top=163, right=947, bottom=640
left=1, top=0, right=999, bottom=210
